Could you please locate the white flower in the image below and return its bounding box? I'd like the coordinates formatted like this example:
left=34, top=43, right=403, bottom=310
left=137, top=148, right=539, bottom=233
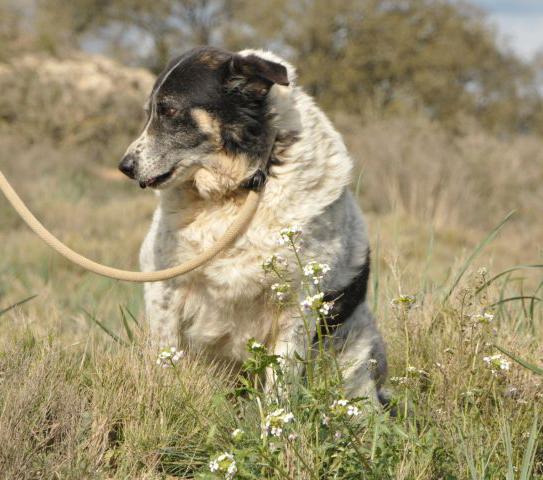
left=274, top=356, right=287, bottom=374
left=288, top=433, right=298, bottom=441
left=330, top=399, right=360, bottom=417
left=278, top=225, right=303, bottom=245
left=209, top=460, right=219, bottom=472
left=156, top=347, right=185, bottom=368
left=248, top=340, right=266, bottom=353
left=262, top=254, right=287, bottom=272
left=347, top=405, right=360, bottom=416
left=283, top=412, right=295, bottom=422
left=271, top=282, right=290, bottom=302
left=303, top=261, right=331, bottom=285
left=483, top=354, right=511, bottom=376
left=231, top=428, right=244, bottom=440
left=209, top=453, right=237, bottom=479
left=406, top=365, right=427, bottom=377
left=319, top=301, right=334, bottom=316
left=321, top=414, right=330, bottom=426
left=263, top=408, right=295, bottom=437
left=300, top=292, right=334, bottom=316
left=471, top=312, right=495, bottom=325
left=390, top=376, right=408, bottom=386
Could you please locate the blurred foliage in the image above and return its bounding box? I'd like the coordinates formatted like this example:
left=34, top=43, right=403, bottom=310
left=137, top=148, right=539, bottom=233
left=1, top=0, right=543, bottom=135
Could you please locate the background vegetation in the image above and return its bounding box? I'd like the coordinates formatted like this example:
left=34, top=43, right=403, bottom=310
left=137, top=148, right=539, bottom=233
left=0, top=0, right=542, bottom=478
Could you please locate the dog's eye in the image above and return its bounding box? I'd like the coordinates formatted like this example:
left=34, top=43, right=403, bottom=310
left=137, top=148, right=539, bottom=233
left=158, top=105, right=179, bottom=118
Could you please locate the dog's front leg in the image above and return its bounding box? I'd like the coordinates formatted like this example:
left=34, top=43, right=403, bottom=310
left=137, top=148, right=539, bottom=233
left=148, top=311, right=179, bottom=348
left=144, top=282, right=179, bottom=348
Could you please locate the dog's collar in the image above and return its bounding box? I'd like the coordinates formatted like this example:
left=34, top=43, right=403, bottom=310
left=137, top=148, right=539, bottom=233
left=240, top=129, right=277, bottom=192
left=240, top=168, right=267, bottom=191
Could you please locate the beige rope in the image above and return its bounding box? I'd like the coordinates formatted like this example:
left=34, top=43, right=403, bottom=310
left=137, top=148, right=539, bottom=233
left=0, top=170, right=260, bottom=282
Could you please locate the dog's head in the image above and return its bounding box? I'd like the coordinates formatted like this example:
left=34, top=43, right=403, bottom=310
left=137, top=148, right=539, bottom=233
left=118, top=47, right=289, bottom=194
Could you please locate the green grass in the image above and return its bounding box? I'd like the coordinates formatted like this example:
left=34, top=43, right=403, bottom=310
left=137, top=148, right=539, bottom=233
left=1, top=216, right=542, bottom=478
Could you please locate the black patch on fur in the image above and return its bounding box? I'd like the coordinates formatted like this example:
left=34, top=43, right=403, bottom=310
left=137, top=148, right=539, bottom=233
left=313, top=253, right=371, bottom=342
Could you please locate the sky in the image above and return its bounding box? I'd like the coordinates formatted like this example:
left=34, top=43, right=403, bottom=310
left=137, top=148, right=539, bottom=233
left=471, top=0, right=543, bottom=59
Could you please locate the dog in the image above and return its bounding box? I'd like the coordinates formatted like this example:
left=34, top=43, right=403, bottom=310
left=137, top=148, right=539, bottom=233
left=119, top=46, right=387, bottom=402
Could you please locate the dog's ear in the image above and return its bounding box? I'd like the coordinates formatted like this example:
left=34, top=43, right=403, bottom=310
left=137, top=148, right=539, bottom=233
left=225, top=54, right=289, bottom=96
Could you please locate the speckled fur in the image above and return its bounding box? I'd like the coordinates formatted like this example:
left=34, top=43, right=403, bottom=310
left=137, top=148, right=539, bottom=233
left=136, top=49, right=387, bottom=400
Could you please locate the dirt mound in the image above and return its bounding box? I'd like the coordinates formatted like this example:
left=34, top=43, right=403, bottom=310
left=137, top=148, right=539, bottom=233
left=0, top=53, right=155, bottom=147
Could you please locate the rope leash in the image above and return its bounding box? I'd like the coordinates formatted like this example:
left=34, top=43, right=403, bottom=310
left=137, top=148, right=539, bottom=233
left=0, top=170, right=261, bottom=283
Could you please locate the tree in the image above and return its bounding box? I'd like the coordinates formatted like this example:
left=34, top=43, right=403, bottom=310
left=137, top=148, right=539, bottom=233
left=230, top=0, right=539, bottom=133
left=3, top=0, right=542, bottom=134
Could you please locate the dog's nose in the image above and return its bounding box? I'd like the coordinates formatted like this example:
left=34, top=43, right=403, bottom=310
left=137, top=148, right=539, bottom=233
left=118, top=153, right=137, bottom=179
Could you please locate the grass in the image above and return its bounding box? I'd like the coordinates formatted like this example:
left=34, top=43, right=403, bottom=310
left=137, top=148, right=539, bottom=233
left=0, top=238, right=541, bottom=479
left=1, top=54, right=542, bottom=478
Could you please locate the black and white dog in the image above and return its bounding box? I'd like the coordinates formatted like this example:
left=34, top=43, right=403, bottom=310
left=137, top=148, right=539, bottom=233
left=119, top=47, right=387, bottom=401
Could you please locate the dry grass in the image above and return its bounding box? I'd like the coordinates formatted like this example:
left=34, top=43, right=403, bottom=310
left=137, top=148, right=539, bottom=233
left=0, top=54, right=542, bottom=479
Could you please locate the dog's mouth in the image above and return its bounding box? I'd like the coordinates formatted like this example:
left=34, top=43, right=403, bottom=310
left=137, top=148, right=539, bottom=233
left=139, top=166, right=177, bottom=189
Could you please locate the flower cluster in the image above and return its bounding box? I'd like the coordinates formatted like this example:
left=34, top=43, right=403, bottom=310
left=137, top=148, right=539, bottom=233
left=262, top=254, right=287, bottom=273
left=278, top=225, right=303, bottom=245
left=273, top=355, right=287, bottom=375
left=263, top=408, right=295, bottom=437
left=301, top=292, right=334, bottom=316
left=470, top=312, right=495, bottom=325
left=156, top=347, right=185, bottom=368
left=231, top=428, right=244, bottom=441
left=406, top=365, right=427, bottom=377
left=390, top=376, right=408, bottom=386
left=209, top=452, right=237, bottom=479
left=483, top=354, right=511, bottom=376
left=303, top=261, right=331, bottom=285
left=329, top=399, right=360, bottom=417
left=248, top=340, right=267, bottom=353
left=271, top=282, right=290, bottom=302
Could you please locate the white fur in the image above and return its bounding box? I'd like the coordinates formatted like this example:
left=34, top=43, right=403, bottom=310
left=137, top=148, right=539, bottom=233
left=140, top=50, right=386, bottom=399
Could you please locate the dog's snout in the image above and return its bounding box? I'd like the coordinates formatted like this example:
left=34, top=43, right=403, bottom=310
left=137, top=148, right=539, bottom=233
left=119, top=153, right=137, bottom=179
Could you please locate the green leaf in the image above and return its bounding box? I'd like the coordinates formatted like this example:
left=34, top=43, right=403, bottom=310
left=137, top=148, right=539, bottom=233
left=0, top=294, right=38, bottom=317
left=494, top=345, right=543, bottom=376
left=82, top=308, right=128, bottom=346
left=119, top=306, right=134, bottom=343
left=520, top=413, right=539, bottom=480
left=443, top=211, right=515, bottom=302
left=124, top=305, right=141, bottom=328
left=475, top=264, right=543, bottom=295
left=490, top=296, right=542, bottom=308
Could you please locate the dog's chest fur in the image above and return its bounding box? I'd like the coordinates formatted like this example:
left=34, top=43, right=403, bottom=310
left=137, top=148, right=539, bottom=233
left=140, top=195, right=279, bottom=360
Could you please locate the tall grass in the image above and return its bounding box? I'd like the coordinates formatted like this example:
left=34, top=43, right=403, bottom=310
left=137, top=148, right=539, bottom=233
left=1, top=219, right=541, bottom=478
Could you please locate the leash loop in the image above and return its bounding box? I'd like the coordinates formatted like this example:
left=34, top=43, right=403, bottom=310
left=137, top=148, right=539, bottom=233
left=0, top=170, right=261, bottom=283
